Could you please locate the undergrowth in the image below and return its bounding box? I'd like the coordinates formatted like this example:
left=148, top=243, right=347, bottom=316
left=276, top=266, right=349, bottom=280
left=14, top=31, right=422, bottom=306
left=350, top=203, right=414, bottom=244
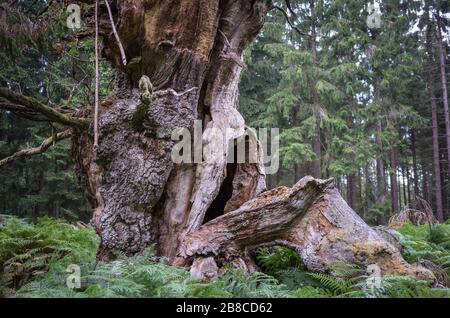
left=1, top=216, right=449, bottom=298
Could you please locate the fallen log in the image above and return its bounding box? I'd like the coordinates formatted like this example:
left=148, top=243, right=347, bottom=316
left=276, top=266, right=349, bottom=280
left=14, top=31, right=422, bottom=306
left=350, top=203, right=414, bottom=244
left=176, top=176, right=434, bottom=281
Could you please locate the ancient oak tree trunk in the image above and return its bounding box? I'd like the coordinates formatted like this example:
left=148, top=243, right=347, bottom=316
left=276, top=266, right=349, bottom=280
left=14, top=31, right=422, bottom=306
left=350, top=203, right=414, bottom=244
left=71, top=0, right=432, bottom=279
left=74, top=0, right=269, bottom=261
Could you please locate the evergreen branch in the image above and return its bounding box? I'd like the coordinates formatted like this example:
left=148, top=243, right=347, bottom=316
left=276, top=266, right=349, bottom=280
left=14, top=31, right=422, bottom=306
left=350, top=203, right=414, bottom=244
left=0, top=87, right=89, bottom=129
left=0, top=129, right=72, bottom=168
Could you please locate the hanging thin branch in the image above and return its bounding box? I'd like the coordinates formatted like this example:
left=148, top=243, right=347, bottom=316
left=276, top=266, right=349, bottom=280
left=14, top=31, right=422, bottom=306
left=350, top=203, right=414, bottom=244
left=284, top=0, right=297, bottom=19
left=272, top=5, right=310, bottom=37
left=94, top=0, right=100, bottom=150
left=0, top=129, right=72, bottom=168
left=104, top=0, right=127, bottom=66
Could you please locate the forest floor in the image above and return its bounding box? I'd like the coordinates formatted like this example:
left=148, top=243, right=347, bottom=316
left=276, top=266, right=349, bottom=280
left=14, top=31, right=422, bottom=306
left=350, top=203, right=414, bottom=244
left=0, top=215, right=449, bottom=298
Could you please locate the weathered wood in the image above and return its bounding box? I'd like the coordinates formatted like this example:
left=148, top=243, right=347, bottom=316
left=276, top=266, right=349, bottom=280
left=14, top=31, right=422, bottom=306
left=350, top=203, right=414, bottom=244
left=176, top=177, right=434, bottom=280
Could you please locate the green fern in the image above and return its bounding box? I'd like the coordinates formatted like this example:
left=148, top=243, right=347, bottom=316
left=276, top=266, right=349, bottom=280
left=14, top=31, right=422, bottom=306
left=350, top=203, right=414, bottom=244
left=4, top=216, right=450, bottom=299
left=256, top=246, right=304, bottom=276
left=307, top=272, right=357, bottom=296
left=0, top=216, right=98, bottom=296
left=289, top=286, right=331, bottom=298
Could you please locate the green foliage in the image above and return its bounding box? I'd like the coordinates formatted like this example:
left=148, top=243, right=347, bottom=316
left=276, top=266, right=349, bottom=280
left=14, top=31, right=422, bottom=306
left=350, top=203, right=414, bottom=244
left=0, top=1, right=114, bottom=222
left=0, top=216, right=98, bottom=296
left=396, top=222, right=450, bottom=286
left=1, top=217, right=449, bottom=298
left=257, top=246, right=304, bottom=276
left=238, top=0, right=436, bottom=225
left=378, top=276, right=449, bottom=298
left=429, top=223, right=450, bottom=249
left=307, top=272, right=357, bottom=296
left=14, top=247, right=291, bottom=298
left=289, top=286, right=330, bottom=298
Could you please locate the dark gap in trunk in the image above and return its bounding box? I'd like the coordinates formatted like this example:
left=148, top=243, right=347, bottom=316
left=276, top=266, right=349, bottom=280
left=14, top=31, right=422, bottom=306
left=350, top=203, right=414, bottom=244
left=203, top=143, right=238, bottom=224
left=202, top=162, right=237, bottom=224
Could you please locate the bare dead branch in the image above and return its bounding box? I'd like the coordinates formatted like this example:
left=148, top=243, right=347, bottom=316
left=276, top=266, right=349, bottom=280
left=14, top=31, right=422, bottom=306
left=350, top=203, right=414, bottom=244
left=154, top=87, right=199, bottom=98
left=104, top=0, right=127, bottom=66
left=284, top=0, right=297, bottom=19
left=0, top=129, right=72, bottom=167
left=0, top=87, right=89, bottom=128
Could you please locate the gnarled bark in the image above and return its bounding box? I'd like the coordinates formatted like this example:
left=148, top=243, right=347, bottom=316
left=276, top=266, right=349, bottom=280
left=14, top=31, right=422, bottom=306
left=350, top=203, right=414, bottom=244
left=74, top=0, right=270, bottom=261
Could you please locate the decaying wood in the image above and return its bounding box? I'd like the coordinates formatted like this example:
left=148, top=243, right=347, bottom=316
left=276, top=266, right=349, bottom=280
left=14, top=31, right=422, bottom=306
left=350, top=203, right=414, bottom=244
left=73, top=0, right=272, bottom=261
left=177, top=176, right=434, bottom=280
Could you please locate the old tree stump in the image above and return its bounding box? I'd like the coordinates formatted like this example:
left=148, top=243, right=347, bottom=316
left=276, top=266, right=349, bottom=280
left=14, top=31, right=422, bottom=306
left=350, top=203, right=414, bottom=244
left=68, top=0, right=433, bottom=281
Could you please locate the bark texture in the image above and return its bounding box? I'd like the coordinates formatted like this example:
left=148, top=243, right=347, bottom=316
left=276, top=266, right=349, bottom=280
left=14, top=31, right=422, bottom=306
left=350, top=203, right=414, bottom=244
left=75, top=0, right=270, bottom=260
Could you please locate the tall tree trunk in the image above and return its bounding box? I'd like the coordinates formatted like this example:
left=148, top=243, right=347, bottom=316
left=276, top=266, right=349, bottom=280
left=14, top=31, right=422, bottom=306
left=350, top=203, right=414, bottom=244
left=426, top=21, right=444, bottom=222
left=436, top=14, right=449, bottom=220
left=310, top=0, right=321, bottom=178
left=295, top=163, right=305, bottom=184
left=411, top=130, right=420, bottom=203
left=437, top=14, right=450, bottom=186
left=401, top=166, right=407, bottom=209
left=389, top=148, right=399, bottom=214
left=374, top=81, right=387, bottom=223
left=406, top=165, right=411, bottom=207
left=358, top=169, right=363, bottom=209
left=347, top=173, right=357, bottom=210
left=422, top=160, right=432, bottom=205
left=363, top=164, right=371, bottom=220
